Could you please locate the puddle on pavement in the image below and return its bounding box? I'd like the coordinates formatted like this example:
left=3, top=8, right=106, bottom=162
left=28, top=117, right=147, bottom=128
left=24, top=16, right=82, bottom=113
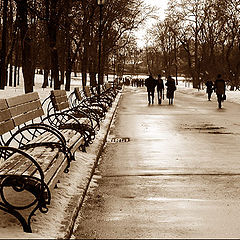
left=146, top=197, right=218, bottom=202
left=207, top=131, right=233, bottom=134
left=179, top=123, right=234, bottom=134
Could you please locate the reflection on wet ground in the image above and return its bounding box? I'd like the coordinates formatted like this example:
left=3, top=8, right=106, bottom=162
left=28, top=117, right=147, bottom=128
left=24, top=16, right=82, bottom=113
left=73, top=87, right=240, bottom=239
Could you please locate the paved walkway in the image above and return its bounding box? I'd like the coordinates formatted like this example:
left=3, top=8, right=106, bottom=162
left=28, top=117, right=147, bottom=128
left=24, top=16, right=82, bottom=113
left=73, top=86, right=240, bottom=239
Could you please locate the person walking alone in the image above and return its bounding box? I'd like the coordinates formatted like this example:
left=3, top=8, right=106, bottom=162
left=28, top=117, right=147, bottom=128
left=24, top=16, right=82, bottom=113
left=156, top=74, right=164, bottom=104
left=214, top=74, right=226, bottom=109
left=205, top=80, right=214, bottom=101
left=165, top=76, right=176, bottom=105
left=145, top=75, right=157, bottom=104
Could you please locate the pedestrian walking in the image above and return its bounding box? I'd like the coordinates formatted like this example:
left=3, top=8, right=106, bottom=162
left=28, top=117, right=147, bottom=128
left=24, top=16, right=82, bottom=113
left=214, top=74, right=226, bottom=109
left=156, top=74, right=164, bottom=104
left=145, top=75, right=157, bottom=104
left=205, top=80, right=214, bottom=101
left=165, top=76, right=176, bottom=105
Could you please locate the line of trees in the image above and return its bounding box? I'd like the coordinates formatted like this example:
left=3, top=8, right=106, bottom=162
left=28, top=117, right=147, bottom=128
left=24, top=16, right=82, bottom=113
left=146, top=0, right=240, bottom=89
left=0, top=0, right=151, bottom=93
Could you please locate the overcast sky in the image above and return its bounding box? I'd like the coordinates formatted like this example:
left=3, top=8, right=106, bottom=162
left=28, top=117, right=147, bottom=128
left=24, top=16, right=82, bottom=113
left=135, top=0, right=169, bottom=48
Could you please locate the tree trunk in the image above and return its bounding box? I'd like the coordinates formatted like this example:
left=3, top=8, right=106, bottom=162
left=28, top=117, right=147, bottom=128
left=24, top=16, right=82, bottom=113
left=9, top=61, right=13, bottom=86
left=65, top=22, right=72, bottom=91
left=50, top=36, right=60, bottom=89
left=42, top=68, right=49, bottom=88
left=14, top=65, right=17, bottom=87
left=65, top=69, right=71, bottom=91
left=14, top=33, right=20, bottom=87
left=65, top=54, right=72, bottom=91
left=46, top=0, right=60, bottom=90
left=90, top=72, right=97, bottom=87
left=17, top=0, right=34, bottom=93
left=81, top=22, right=90, bottom=87
left=60, top=69, right=64, bottom=85
left=17, top=65, right=20, bottom=85
left=0, top=0, right=8, bottom=89
left=89, top=41, right=97, bottom=87
left=74, top=64, right=77, bottom=77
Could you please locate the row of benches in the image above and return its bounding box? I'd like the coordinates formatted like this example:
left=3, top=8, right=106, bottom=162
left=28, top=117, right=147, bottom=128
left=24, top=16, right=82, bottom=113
left=0, top=83, right=122, bottom=232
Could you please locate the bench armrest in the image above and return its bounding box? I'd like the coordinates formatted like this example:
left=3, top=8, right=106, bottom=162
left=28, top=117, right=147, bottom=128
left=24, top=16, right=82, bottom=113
left=0, top=146, right=51, bottom=232
left=5, top=123, right=73, bottom=171
left=42, top=111, right=87, bottom=129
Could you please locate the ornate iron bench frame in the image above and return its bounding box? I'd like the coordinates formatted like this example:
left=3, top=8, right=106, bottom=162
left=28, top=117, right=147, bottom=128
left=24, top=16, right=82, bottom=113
left=84, top=85, right=113, bottom=107
left=42, top=90, right=99, bottom=152
left=69, top=87, right=108, bottom=120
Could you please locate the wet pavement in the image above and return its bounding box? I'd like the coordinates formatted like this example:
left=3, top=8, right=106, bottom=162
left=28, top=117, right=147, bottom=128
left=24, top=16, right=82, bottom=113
left=72, top=86, right=240, bottom=239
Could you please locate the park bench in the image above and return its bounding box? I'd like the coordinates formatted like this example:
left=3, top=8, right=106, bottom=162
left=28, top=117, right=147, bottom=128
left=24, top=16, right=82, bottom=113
left=83, top=86, right=113, bottom=107
left=91, top=82, right=122, bottom=102
left=42, top=90, right=98, bottom=151
left=69, top=87, right=108, bottom=118
left=103, top=82, right=120, bottom=98
left=0, top=92, right=86, bottom=232
left=90, top=85, right=114, bottom=102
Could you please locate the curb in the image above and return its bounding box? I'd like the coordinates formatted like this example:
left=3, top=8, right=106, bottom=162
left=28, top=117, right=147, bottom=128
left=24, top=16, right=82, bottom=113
left=62, top=91, right=122, bottom=239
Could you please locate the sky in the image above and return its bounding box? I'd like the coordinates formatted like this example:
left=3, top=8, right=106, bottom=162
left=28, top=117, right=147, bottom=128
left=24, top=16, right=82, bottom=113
left=135, top=0, right=169, bottom=48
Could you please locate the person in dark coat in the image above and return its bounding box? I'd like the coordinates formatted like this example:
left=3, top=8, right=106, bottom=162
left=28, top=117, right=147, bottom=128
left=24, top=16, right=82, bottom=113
left=205, top=80, right=214, bottom=101
left=156, top=74, right=164, bottom=104
left=165, top=75, right=176, bottom=105
left=145, top=75, right=157, bottom=104
left=214, top=74, right=226, bottom=109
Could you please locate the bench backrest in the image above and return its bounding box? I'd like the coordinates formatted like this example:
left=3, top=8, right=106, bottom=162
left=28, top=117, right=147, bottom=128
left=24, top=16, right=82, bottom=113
left=74, top=87, right=83, bottom=101
left=50, top=90, right=69, bottom=111
left=6, top=92, right=44, bottom=127
left=0, top=99, right=15, bottom=135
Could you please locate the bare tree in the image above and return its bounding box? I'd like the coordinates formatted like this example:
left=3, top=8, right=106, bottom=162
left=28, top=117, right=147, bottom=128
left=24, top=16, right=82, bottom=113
left=0, top=0, right=9, bottom=89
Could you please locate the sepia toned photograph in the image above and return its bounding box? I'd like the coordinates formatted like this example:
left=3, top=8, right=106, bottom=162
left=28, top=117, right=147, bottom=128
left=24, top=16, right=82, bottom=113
left=0, top=0, right=240, bottom=238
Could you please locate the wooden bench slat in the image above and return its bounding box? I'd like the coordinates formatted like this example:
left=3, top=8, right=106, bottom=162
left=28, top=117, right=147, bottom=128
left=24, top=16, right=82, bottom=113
left=52, top=95, right=68, bottom=104
left=56, top=102, right=69, bottom=111
left=68, top=133, right=84, bottom=151
left=0, top=99, right=8, bottom=110
left=51, top=90, right=69, bottom=111
left=8, top=159, right=33, bottom=175
left=21, top=128, right=83, bottom=150
left=0, top=146, right=65, bottom=177
left=0, top=119, right=15, bottom=135
left=56, top=95, right=68, bottom=103
left=6, top=92, right=40, bottom=108
left=44, top=155, right=66, bottom=187
left=51, top=90, right=66, bottom=97
left=14, top=147, right=52, bottom=176
left=46, top=158, right=68, bottom=191
left=9, top=100, right=42, bottom=118
left=19, top=130, right=83, bottom=176
left=37, top=153, right=65, bottom=182
left=13, top=108, right=45, bottom=127
left=24, top=148, right=61, bottom=177
left=0, top=130, right=67, bottom=175
left=0, top=153, right=30, bottom=175
left=0, top=108, right=12, bottom=122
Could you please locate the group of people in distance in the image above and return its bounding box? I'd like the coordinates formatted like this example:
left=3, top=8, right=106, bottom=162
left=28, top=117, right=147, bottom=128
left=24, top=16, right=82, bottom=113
left=205, top=74, right=226, bottom=109
left=145, top=73, right=226, bottom=109
left=145, top=74, right=176, bottom=105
